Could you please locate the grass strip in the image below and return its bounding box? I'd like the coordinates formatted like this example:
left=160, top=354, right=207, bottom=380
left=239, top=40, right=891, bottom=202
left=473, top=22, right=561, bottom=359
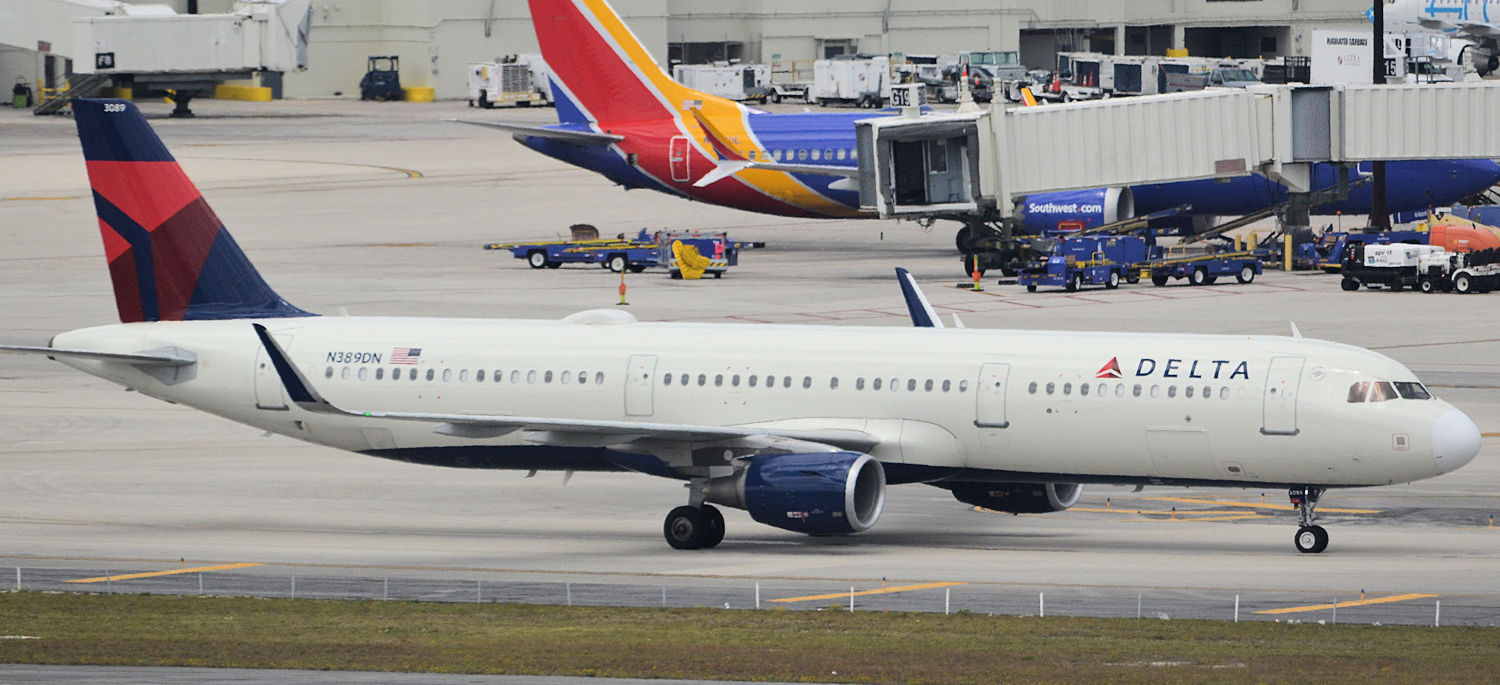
left=0, top=591, right=1495, bottom=684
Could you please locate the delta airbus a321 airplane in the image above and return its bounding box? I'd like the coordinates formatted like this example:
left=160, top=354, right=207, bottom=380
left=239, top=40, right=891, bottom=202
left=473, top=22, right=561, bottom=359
left=1, top=100, right=1482, bottom=553
left=475, top=0, right=1500, bottom=245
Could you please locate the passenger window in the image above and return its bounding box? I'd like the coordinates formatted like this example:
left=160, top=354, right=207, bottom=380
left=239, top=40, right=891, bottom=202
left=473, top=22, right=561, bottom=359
left=443, top=369, right=452, bottom=382
left=907, top=379, right=917, bottom=392
left=856, top=377, right=865, bottom=390
left=748, top=375, right=758, bottom=388
left=526, top=370, right=536, bottom=384
left=324, top=366, right=334, bottom=379
left=341, top=367, right=351, bottom=380
left=811, top=149, right=821, bottom=161
left=1167, top=385, right=1177, bottom=398
left=1096, top=383, right=1106, bottom=397
left=594, top=372, right=604, bottom=385
left=511, top=370, right=521, bottom=384
left=1185, top=386, right=1194, bottom=398
left=787, top=376, right=795, bottom=388
left=459, top=369, right=469, bottom=382
left=803, top=376, right=812, bottom=389
left=837, top=148, right=847, bottom=160
left=1046, top=382, right=1055, bottom=395
left=1150, top=385, right=1159, bottom=398
left=1029, top=381, right=1038, bottom=394
left=1079, top=382, right=1089, bottom=396
left=698, top=373, right=707, bottom=386
left=1395, top=382, right=1431, bottom=400
left=1201, top=386, right=1210, bottom=399
left=375, top=367, right=384, bottom=381
left=562, top=371, right=572, bottom=384
left=475, top=369, right=484, bottom=383
left=830, top=377, right=839, bottom=390
left=663, top=374, right=672, bottom=386
left=732, top=375, right=741, bottom=387
left=1370, top=381, right=1397, bottom=402
left=423, top=369, right=432, bottom=381
left=1219, top=386, right=1230, bottom=400
left=358, top=367, right=369, bottom=381
left=494, top=370, right=503, bottom=383
left=1062, top=382, right=1072, bottom=395
left=680, top=373, right=689, bottom=386
left=1115, top=384, right=1125, bottom=397
left=1132, top=384, right=1142, bottom=397
left=824, top=148, right=833, bottom=160
left=797, top=149, right=808, bottom=161
left=890, top=378, right=900, bottom=391
left=544, top=370, right=553, bottom=384
left=577, top=370, right=587, bottom=385
left=959, top=380, right=968, bottom=392
left=715, top=374, right=724, bottom=387
left=850, top=149, right=858, bottom=160
left=942, top=380, right=952, bottom=392
left=925, top=379, right=934, bottom=392
left=873, top=378, right=883, bottom=390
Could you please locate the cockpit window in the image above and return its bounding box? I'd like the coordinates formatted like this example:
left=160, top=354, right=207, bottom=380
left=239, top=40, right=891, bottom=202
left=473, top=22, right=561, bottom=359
left=1346, top=382, right=1370, bottom=403
left=1394, top=382, right=1432, bottom=400
left=1369, top=381, right=1398, bottom=402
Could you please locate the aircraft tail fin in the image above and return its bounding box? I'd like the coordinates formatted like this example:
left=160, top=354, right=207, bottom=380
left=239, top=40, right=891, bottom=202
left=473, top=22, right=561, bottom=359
left=72, top=99, right=312, bottom=323
left=529, top=0, right=734, bottom=124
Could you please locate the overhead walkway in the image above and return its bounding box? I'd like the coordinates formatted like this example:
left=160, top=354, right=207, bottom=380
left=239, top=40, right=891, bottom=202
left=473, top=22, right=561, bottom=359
left=856, top=82, right=1500, bottom=220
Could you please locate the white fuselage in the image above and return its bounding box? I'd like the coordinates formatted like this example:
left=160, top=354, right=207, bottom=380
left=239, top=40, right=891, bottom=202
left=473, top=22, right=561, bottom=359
left=49, top=313, right=1476, bottom=489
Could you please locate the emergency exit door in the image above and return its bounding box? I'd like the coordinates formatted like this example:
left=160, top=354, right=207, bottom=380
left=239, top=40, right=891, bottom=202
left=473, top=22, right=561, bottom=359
left=669, top=136, right=690, bottom=182
left=625, top=354, right=658, bottom=416
left=974, top=363, right=1011, bottom=429
left=1262, top=356, right=1304, bottom=435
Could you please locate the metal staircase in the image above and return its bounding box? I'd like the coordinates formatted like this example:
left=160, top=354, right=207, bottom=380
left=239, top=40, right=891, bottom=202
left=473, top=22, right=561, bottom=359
left=34, top=73, right=111, bottom=115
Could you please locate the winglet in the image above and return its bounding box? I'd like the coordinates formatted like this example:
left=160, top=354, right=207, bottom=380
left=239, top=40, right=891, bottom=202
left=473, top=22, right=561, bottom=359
left=895, top=268, right=943, bottom=328
left=252, top=323, right=336, bottom=412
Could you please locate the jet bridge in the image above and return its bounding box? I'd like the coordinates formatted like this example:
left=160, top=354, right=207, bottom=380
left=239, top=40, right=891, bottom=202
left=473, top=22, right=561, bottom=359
left=856, top=82, right=1500, bottom=221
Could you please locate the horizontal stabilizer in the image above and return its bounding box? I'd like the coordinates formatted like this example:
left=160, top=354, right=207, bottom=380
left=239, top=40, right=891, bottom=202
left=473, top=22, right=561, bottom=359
left=444, top=119, right=623, bottom=146
left=0, top=344, right=195, bottom=367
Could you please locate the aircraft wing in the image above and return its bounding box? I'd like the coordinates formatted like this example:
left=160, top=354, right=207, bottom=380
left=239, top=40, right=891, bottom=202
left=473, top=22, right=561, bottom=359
left=0, top=344, right=196, bottom=366
left=444, top=119, right=624, bottom=146
left=250, top=324, right=878, bottom=454
left=1456, top=22, right=1500, bottom=38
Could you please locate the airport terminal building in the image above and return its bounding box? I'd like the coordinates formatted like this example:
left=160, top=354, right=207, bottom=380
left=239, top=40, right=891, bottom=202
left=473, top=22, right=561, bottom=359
left=3, top=0, right=1376, bottom=100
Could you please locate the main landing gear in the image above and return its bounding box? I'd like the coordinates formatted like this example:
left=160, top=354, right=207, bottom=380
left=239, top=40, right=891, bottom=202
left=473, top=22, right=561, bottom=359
left=1289, top=486, right=1329, bottom=554
left=663, top=505, right=725, bottom=549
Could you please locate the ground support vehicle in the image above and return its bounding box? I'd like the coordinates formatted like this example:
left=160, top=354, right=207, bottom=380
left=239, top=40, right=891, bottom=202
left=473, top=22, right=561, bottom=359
left=359, top=56, right=402, bottom=101
left=487, top=227, right=758, bottom=276
left=1145, top=248, right=1266, bottom=287
left=1018, top=235, right=1150, bottom=292
left=468, top=60, right=546, bottom=108
left=1340, top=244, right=1500, bottom=293
left=1294, top=230, right=1430, bottom=272
left=672, top=63, right=773, bottom=102
left=811, top=56, right=890, bottom=108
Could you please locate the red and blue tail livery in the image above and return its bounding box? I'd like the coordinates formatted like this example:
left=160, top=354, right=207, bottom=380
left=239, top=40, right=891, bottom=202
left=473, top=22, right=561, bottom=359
left=73, top=99, right=311, bottom=323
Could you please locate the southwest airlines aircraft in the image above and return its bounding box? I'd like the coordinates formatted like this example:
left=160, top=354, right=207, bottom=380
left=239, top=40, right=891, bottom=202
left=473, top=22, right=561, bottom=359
left=0, top=99, right=1481, bottom=553
left=1387, top=0, right=1500, bottom=75
left=485, top=0, right=1500, bottom=241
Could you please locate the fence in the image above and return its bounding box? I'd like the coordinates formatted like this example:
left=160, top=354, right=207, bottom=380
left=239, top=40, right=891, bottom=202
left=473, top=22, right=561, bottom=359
left=9, top=566, right=1496, bottom=628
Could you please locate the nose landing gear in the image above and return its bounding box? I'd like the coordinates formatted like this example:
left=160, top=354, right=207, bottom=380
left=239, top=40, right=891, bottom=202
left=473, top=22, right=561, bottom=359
left=1289, top=486, right=1328, bottom=554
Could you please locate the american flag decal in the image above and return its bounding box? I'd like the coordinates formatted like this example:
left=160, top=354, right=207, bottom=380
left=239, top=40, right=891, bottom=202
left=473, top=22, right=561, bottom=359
left=391, top=347, right=422, bottom=365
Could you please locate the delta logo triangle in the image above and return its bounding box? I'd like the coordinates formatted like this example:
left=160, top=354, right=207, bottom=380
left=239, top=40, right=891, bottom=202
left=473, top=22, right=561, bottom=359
left=1096, top=357, right=1123, bottom=378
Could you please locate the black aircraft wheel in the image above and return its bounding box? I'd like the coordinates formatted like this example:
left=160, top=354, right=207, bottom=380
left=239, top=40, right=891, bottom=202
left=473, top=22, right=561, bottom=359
left=607, top=254, right=628, bottom=273
left=1237, top=265, right=1255, bottom=284
left=527, top=251, right=548, bottom=269
left=664, top=506, right=709, bottom=550
left=1294, top=525, right=1329, bottom=554
left=701, top=505, right=726, bottom=548
left=1340, top=277, right=1359, bottom=291
left=1105, top=271, right=1120, bottom=289
left=954, top=226, right=972, bottom=253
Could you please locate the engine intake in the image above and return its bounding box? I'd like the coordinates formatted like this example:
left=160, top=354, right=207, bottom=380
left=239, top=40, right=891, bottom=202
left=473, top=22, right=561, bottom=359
left=943, top=481, right=1083, bottom=513
left=704, top=452, right=886, bottom=536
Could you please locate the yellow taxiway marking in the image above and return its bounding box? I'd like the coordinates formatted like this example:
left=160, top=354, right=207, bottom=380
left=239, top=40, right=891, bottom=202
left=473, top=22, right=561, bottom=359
left=770, top=581, right=966, bottom=604
left=66, top=562, right=262, bottom=584
left=1483, top=432, right=1500, bottom=438
left=1146, top=497, right=1381, bottom=514
left=1253, top=593, right=1438, bottom=615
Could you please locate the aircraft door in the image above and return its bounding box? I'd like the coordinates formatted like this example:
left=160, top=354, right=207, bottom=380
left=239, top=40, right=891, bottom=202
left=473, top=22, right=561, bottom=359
left=669, top=136, right=690, bottom=182
left=625, top=354, right=658, bottom=416
left=1262, top=356, right=1305, bottom=435
left=974, top=363, right=1010, bottom=429
left=253, top=334, right=292, bottom=410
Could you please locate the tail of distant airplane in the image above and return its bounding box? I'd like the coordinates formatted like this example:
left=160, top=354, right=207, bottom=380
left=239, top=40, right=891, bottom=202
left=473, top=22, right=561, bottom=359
left=73, top=99, right=312, bottom=323
left=529, top=0, right=734, bottom=124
